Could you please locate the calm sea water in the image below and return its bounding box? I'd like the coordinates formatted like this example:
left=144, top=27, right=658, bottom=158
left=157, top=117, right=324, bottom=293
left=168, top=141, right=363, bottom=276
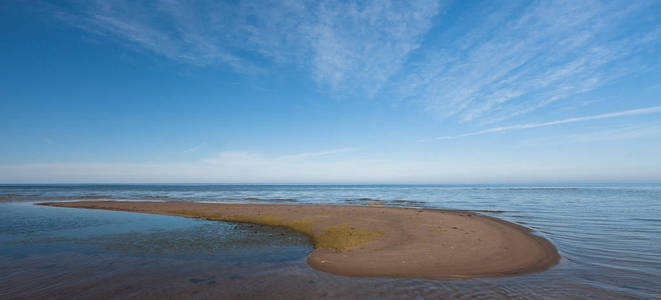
left=1, top=184, right=660, bottom=299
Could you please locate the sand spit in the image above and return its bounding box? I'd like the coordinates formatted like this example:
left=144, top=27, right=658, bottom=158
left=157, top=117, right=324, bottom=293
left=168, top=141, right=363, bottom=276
left=39, top=201, right=559, bottom=279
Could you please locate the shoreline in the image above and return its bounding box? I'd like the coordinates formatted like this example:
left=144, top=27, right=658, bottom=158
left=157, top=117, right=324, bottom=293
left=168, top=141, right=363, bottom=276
left=39, top=201, right=560, bottom=279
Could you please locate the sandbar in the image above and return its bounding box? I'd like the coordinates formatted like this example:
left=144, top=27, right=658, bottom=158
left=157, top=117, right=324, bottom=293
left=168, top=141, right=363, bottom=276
left=39, top=201, right=559, bottom=279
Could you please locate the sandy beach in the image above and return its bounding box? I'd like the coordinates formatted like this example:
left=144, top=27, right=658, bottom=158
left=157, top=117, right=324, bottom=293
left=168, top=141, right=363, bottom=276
left=40, top=201, right=559, bottom=279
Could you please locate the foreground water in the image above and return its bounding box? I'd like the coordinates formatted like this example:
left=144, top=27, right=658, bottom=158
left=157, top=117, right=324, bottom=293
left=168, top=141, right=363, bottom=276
left=1, top=184, right=659, bottom=299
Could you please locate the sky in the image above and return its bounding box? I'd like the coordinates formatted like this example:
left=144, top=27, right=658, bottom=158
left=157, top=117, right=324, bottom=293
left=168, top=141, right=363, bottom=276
left=1, top=0, right=660, bottom=184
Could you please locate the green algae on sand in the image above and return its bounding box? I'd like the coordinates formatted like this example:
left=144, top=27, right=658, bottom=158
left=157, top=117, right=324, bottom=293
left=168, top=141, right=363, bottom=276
left=316, top=224, right=383, bottom=252
left=167, top=210, right=382, bottom=252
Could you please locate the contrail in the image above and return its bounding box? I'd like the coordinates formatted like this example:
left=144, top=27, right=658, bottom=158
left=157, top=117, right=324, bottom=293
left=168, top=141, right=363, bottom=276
left=436, top=106, right=661, bottom=140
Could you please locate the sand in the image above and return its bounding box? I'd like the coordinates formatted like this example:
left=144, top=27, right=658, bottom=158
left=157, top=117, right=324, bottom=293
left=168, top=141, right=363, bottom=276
left=39, top=201, right=559, bottom=279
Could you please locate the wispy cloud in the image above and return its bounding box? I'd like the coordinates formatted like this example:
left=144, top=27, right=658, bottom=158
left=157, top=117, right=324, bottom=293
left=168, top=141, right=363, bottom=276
left=183, top=143, right=205, bottom=153
left=279, top=147, right=360, bottom=160
left=49, top=0, right=260, bottom=72
left=304, top=1, right=441, bottom=95
left=47, top=0, right=441, bottom=96
left=511, top=122, right=661, bottom=149
left=388, top=0, right=660, bottom=123
left=436, top=106, right=661, bottom=139
left=4, top=148, right=661, bottom=183
left=42, top=0, right=660, bottom=125
left=203, top=147, right=359, bottom=164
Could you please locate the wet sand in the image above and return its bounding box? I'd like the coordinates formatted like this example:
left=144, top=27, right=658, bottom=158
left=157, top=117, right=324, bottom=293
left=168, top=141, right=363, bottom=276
left=40, top=201, right=560, bottom=279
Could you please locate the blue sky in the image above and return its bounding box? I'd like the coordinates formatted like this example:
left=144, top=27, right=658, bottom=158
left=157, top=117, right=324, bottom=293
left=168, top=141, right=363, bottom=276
left=1, top=0, right=660, bottom=183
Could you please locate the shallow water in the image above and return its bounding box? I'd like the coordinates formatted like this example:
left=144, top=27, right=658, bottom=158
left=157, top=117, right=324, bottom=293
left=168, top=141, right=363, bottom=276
left=1, top=184, right=660, bottom=299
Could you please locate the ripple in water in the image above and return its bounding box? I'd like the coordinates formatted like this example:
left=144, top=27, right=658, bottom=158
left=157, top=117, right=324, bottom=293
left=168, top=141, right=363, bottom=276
left=0, top=184, right=660, bottom=299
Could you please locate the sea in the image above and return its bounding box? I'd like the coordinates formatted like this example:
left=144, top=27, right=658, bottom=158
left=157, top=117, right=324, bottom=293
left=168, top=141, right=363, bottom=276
left=1, top=184, right=659, bottom=299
